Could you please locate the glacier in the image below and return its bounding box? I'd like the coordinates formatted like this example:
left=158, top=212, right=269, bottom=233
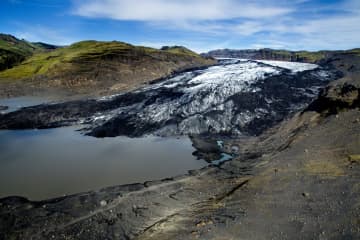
left=255, top=60, right=319, bottom=73
left=87, top=59, right=339, bottom=137
left=0, top=59, right=341, bottom=137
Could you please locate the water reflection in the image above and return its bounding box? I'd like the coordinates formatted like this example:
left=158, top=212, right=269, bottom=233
left=0, top=126, right=206, bottom=200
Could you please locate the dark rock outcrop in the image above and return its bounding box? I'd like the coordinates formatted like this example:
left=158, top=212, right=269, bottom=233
left=305, top=83, right=360, bottom=115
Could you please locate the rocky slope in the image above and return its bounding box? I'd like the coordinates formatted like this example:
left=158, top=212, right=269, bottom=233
left=0, top=51, right=359, bottom=239
left=0, top=38, right=215, bottom=98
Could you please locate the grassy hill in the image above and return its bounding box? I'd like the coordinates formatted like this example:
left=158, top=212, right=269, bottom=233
left=160, top=46, right=200, bottom=58
left=0, top=41, right=212, bottom=79
left=0, top=34, right=58, bottom=71
left=0, top=38, right=215, bottom=97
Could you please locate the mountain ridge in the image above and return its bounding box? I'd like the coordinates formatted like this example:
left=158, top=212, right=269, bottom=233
left=0, top=33, right=59, bottom=71
left=0, top=33, right=215, bottom=98
left=1, top=32, right=359, bottom=100
left=203, top=48, right=360, bottom=63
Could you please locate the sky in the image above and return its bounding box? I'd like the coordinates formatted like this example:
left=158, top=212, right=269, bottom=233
left=1, top=0, right=359, bottom=53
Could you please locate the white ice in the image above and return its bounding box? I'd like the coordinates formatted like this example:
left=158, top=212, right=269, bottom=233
left=255, top=60, right=318, bottom=73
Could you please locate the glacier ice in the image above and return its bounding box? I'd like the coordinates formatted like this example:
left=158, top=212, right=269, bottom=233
left=87, top=59, right=339, bottom=137
left=254, top=60, right=319, bottom=73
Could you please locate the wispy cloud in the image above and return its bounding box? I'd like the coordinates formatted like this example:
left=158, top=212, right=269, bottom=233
left=70, top=0, right=360, bottom=50
left=72, top=0, right=292, bottom=21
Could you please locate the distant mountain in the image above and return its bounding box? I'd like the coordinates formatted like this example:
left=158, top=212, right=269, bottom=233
left=160, top=45, right=200, bottom=57
left=203, top=48, right=360, bottom=63
left=0, top=35, right=215, bottom=98
left=0, top=34, right=59, bottom=71
left=31, top=42, right=59, bottom=50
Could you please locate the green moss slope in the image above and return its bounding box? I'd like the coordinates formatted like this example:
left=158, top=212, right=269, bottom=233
left=0, top=40, right=213, bottom=81
left=161, top=46, right=201, bottom=58
left=0, top=34, right=58, bottom=71
left=0, top=41, right=129, bottom=79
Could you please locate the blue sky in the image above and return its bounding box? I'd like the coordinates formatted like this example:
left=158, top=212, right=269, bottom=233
left=1, top=0, right=359, bottom=53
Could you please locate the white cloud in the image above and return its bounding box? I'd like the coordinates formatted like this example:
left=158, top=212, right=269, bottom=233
left=233, top=22, right=265, bottom=36
left=73, top=0, right=292, bottom=21
left=70, top=0, right=360, bottom=51
left=250, top=40, right=288, bottom=50
left=147, top=20, right=226, bottom=35
left=344, top=0, right=360, bottom=13
left=224, top=1, right=360, bottom=50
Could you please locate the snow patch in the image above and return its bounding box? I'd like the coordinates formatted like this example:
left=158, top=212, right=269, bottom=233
left=255, top=60, right=318, bottom=73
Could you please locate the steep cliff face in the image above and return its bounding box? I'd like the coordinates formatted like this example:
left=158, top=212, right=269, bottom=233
left=305, top=52, right=360, bottom=115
